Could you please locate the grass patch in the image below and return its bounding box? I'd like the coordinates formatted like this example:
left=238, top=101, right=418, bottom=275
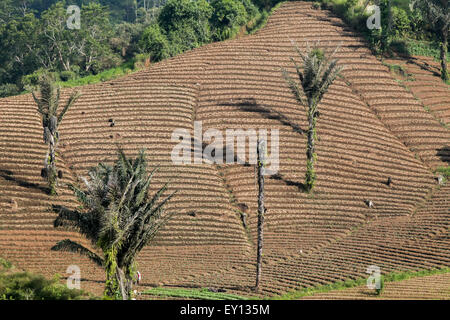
left=435, top=167, right=450, bottom=180
left=391, top=38, right=449, bottom=62
left=382, top=61, right=411, bottom=78
left=142, top=287, right=252, bottom=300
left=0, top=258, right=92, bottom=300
left=56, top=60, right=137, bottom=88
left=18, top=60, right=139, bottom=96
left=271, top=267, right=450, bottom=300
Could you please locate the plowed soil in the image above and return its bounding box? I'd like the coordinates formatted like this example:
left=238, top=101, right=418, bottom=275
left=301, top=273, right=450, bottom=300
left=0, top=2, right=448, bottom=298
left=384, top=55, right=450, bottom=126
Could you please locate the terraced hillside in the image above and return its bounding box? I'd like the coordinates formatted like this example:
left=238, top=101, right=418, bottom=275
left=301, top=272, right=450, bottom=300
left=384, top=55, right=450, bottom=127
left=0, top=1, right=448, bottom=298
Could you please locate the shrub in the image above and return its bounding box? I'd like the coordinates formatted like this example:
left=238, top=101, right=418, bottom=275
left=167, top=24, right=204, bottom=56
left=241, top=0, right=259, bottom=18
left=0, top=83, right=20, bottom=98
left=0, top=271, right=88, bottom=300
left=59, top=70, right=77, bottom=82
left=409, top=9, right=427, bottom=40
left=391, top=7, right=411, bottom=38
left=21, top=69, right=44, bottom=90
left=133, top=53, right=151, bottom=69
left=90, top=54, right=123, bottom=76
left=344, top=0, right=358, bottom=11
left=210, top=0, right=248, bottom=41
left=253, top=0, right=283, bottom=10
left=139, top=24, right=170, bottom=62
left=0, top=258, right=12, bottom=270
left=156, top=0, right=213, bottom=55
left=0, top=259, right=90, bottom=300
left=158, top=0, right=212, bottom=42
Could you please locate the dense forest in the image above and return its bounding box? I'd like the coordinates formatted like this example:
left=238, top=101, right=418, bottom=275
left=0, top=0, right=446, bottom=98
left=0, top=0, right=281, bottom=97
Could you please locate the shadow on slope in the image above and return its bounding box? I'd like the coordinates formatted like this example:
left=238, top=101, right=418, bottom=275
left=219, top=98, right=306, bottom=136
left=437, top=146, right=449, bottom=164
left=0, top=169, right=50, bottom=195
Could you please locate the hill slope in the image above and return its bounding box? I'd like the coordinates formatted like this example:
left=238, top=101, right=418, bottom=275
left=0, top=2, right=448, bottom=297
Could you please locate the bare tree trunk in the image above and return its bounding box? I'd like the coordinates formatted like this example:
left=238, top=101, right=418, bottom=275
left=255, top=140, right=265, bottom=292
left=441, top=30, right=448, bottom=81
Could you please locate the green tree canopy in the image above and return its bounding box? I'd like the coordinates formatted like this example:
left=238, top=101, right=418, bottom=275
left=158, top=0, right=213, bottom=50
left=139, top=23, right=170, bottom=62
left=210, top=0, right=248, bottom=41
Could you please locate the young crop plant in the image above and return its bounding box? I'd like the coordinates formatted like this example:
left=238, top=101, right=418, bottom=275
left=32, top=73, right=80, bottom=195
left=283, top=41, right=343, bottom=192
left=51, top=148, right=176, bottom=300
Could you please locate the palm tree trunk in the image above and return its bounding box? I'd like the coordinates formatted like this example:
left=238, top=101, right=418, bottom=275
left=305, top=109, right=316, bottom=192
left=116, top=267, right=133, bottom=300
left=116, top=268, right=128, bottom=300
left=47, top=133, right=57, bottom=194
left=255, top=140, right=265, bottom=292
left=441, top=30, right=448, bottom=81
left=306, top=116, right=315, bottom=163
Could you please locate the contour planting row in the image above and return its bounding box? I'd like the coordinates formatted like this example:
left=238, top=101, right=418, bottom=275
left=301, top=272, right=450, bottom=300
left=235, top=1, right=449, bottom=169
left=385, top=56, right=450, bottom=125
left=190, top=34, right=435, bottom=260
left=0, top=1, right=448, bottom=297
left=0, top=56, right=254, bottom=290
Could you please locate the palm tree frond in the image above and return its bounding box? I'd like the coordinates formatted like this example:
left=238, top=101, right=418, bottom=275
left=58, top=90, right=81, bottom=124
left=68, top=183, right=90, bottom=208
left=282, top=68, right=307, bottom=108
left=51, top=239, right=103, bottom=267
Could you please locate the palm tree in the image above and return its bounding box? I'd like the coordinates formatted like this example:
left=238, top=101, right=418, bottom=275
left=51, top=148, right=176, bottom=300
left=283, top=41, right=343, bottom=192
left=414, top=0, right=449, bottom=81
left=32, top=73, right=80, bottom=195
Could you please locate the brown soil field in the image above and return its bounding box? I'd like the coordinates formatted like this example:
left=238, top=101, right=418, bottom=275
left=0, top=2, right=448, bottom=298
left=301, top=272, right=450, bottom=300
left=384, top=56, right=450, bottom=127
